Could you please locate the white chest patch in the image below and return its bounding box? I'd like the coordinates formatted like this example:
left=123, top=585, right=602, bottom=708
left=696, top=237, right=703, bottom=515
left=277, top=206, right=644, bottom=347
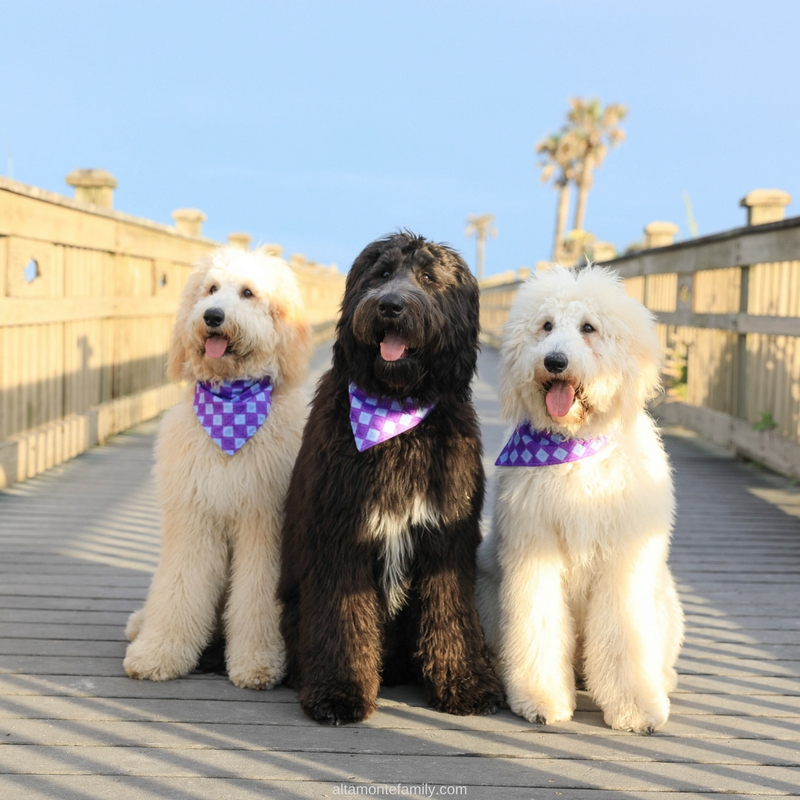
left=368, top=495, right=439, bottom=615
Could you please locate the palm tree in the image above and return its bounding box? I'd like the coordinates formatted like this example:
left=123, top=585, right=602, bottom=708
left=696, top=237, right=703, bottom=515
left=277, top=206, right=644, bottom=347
left=535, top=128, right=581, bottom=262
left=464, top=213, right=497, bottom=282
left=567, top=97, right=627, bottom=233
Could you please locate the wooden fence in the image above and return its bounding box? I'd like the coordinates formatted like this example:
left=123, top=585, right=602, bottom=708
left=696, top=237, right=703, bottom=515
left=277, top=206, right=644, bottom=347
left=0, top=174, right=345, bottom=488
left=479, top=190, right=800, bottom=480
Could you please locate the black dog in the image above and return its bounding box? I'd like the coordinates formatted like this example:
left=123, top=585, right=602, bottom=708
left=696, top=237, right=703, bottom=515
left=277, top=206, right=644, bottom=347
left=279, top=232, right=503, bottom=725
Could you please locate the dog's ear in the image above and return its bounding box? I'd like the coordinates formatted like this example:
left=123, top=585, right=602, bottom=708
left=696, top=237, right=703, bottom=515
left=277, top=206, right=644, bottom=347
left=333, top=237, right=389, bottom=374
left=270, top=266, right=313, bottom=389
left=166, top=263, right=206, bottom=382
left=629, top=301, right=663, bottom=406
left=274, top=306, right=312, bottom=389
left=438, top=250, right=481, bottom=398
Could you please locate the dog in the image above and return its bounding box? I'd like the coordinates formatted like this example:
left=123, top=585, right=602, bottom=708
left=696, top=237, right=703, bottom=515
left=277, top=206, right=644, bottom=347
left=476, top=264, right=684, bottom=733
left=124, top=246, right=311, bottom=689
left=279, top=232, right=504, bottom=725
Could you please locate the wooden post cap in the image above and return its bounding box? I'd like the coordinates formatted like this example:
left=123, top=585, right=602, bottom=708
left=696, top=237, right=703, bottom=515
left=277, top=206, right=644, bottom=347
left=644, top=221, right=679, bottom=248
left=171, top=208, right=207, bottom=237
left=227, top=233, right=252, bottom=250
left=65, top=169, right=118, bottom=209
left=740, top=189, right=792, bottom=226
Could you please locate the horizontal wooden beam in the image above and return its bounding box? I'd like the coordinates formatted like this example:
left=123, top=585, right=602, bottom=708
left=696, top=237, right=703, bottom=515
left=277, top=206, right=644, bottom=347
left=655, top=311, right=800, bottom=337
left=0, top=383, right=183, bottom=489
left=610, top=217, right=800, bottom=278
left=0, top=178, right=217, bottom=263
left=0, top=297, right=180, bottom=326
left=653, top=399, right=800, bottom=481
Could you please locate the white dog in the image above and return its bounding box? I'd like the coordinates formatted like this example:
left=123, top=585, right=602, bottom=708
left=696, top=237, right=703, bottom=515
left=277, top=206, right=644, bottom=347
left=476, top=265, right=683, bottom=733
left=124, top=246, right=311, bottom=689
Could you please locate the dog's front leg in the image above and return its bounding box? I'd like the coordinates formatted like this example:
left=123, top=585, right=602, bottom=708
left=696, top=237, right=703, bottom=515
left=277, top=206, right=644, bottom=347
left=498, top=527, right=576, bottom=724
left=224, top=512, right=286, bottom=690
left=296, top=554, right=383, bottom=725
left=124, top=506, right=228, bottom=681
left=583, top=536, right=673, bottom=733
left=415, top=522, right=504, bottom=717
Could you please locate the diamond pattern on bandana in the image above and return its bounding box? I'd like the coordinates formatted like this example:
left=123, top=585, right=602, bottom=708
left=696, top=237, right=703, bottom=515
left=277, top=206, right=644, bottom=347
left=194, top=378, right=272, bottom=456
left=496, top=422, right=608, bottom=467
left=348, top=383, right=435, bottom=452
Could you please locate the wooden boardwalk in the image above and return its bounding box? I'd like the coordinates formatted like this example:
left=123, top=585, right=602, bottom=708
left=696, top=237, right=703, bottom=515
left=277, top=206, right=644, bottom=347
left=1, top=346, right=799, bottom=799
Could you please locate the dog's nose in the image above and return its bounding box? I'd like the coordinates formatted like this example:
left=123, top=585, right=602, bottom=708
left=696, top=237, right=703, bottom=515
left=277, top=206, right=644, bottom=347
left=203, top=308, right=225, bottom=328
left=544, top=352, right=569, bottom=374
left=378, top=294, right=405, bottom=319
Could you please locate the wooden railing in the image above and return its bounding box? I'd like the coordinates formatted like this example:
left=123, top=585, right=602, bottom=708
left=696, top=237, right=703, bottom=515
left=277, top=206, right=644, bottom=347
left=479, top=195, right=800, bottom=480
left=0, top=175, right=345, bottom=488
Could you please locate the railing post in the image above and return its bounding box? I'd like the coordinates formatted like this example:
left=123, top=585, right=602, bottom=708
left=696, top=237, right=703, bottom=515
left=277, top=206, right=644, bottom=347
left=736, top=266, right=750, bottom=419
left=642, top=222, right=681, bottom=312
left=736, top=189, right=792, bottom=419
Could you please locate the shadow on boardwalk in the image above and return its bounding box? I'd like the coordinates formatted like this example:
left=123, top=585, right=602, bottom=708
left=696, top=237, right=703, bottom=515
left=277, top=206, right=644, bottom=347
left=0, top=346, right=798, bottom=799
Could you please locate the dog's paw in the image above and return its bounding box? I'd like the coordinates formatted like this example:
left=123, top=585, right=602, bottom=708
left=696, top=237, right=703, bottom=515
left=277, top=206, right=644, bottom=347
left=508, top=691, right=575, bottom=725
left=123, top=639, right=195, bottom=682
left=227, top=654, right=286, bottom=691
left=299, top=684, right=376, bottom=726
left=603, top=696, right=669, bottom=734
left=428, top=678, right=505, bottom=717
left=124, top=608, right=145, bottom=642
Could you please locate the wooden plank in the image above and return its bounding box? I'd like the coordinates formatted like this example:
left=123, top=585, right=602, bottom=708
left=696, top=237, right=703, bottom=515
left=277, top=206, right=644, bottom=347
left=2, top=690, right=798, bottom=724
left=0, top=297, right=179, bottom=326
left=0, top=624, right=136, bottom=640
left=0, top=781, right=786, bottom=800
left=2, top=719, right=799, bottom=765
left=680, top=642, right=800, bottom=661
left=0, top=656, right=132, bottom=675
left=655, top=310, right=800, bottom=336
left=0, top=640, right=125, bottom=657
left=2, top=747, right=800, bottom=793
left=0, top=610, right=130, bottom=625
left=686, top=630, right=800, bottom=645
left=2, top=671, right=797, bottom=701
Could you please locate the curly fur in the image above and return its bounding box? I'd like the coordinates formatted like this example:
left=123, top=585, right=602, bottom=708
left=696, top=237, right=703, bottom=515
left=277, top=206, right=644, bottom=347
left=279, top=232, right=503, bottom=725
left=476, top=265, right=684, bottom=733
left=124, top=246, right=311, bottom=689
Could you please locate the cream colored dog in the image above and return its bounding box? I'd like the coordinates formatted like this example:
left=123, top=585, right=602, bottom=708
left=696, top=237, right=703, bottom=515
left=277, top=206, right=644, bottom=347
left=476, top=265, right=683, bottom=733
left=124, top=246, right=311, bottom=689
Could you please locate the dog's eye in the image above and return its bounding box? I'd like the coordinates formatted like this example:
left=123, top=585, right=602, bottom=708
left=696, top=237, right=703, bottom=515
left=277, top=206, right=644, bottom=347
left=382, top=270, right=391, bottom=279
left=543, top=321, right=553, bottom=332
left=209, top=285, right=218, bottom=295
left=420, top=272, right=434, bottom=284
left=242, top=288, right=254, bottom=299
left=582, top=322, right=595, bottom=333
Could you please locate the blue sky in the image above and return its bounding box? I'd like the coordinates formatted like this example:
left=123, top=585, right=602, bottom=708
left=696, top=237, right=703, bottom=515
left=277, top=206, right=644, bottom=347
left=1, top=0, right=798, bottom=277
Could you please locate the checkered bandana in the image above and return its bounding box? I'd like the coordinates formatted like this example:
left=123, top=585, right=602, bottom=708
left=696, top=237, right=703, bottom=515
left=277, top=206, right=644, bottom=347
left=496, top=422, right=608, bottom=467
left=348, top=382, right=435, bottom=452
left=193, top=378, right=273, bottom=456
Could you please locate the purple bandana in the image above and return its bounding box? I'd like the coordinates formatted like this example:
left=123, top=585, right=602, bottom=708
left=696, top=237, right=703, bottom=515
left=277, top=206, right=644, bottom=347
left=348, top=382, right=435, bottom=452
left=496, top=422, right=608, bottom=467
left=193, top=378, right=273, bottom=456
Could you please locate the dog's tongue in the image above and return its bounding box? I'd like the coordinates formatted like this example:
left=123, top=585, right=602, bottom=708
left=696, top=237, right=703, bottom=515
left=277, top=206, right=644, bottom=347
left=380, top=331, right=408, bottom=362
left=546, top=380, right=575, bottom=418
left=205, top=336, right=228, bottom=359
